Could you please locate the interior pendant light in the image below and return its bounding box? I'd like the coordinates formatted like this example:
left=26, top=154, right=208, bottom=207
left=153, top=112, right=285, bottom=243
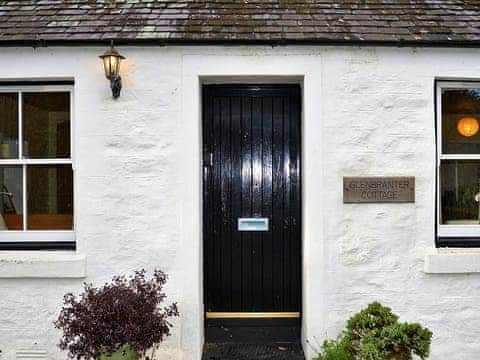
left=457, top=116, right=480, bottom=137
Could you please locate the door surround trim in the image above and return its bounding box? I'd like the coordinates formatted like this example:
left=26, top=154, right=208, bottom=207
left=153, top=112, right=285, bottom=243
left=180, top=53, right=323, bottom=360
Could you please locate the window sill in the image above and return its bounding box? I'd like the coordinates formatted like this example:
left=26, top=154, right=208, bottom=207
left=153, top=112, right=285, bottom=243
left=0, top=252, right=86, bottom=278
left=424, top=248, right=480, bottom=274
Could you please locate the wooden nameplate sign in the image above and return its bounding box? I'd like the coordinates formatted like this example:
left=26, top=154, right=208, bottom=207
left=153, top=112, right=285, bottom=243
left=343, top=177, right=415, bottom=203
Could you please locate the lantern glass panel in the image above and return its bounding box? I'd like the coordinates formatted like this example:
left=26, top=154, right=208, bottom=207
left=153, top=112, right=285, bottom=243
left=102, top=56, right=110, bottom=78
left=103, top=55, right=121, bottom=79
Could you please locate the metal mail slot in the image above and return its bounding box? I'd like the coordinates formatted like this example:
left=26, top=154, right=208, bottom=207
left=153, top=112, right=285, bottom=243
left=238, top=218, right=269, bottom=232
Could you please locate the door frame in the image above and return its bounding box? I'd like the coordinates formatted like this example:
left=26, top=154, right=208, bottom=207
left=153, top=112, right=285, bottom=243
left=180, top=54, right=323, bottom=359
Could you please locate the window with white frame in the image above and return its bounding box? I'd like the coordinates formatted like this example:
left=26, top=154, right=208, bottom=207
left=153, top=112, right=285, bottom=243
left=437, top=81, right=480, bottom=246
left=0, top=84, right=74, bottom=249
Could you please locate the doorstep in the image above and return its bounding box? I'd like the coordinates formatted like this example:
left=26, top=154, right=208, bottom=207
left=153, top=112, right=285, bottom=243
left=202, top=342, right=305, bottom=360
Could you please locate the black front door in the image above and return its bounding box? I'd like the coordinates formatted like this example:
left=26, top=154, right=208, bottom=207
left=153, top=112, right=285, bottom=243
left=203, top=84, right=302, bottom=338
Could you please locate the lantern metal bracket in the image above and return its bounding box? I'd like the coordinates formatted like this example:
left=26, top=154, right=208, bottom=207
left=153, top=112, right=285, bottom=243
left=110, top=75, right=122, bottom=99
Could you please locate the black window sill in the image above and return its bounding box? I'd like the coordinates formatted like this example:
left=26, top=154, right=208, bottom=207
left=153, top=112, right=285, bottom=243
left=0, top=241, right=76, bottom=251
left=437, top=237, right=480, bottom=248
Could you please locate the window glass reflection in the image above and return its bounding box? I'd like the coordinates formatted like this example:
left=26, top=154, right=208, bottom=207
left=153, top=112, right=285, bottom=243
left=0, top=166, right=23, bottom=230
left=27, top=165, right=73, bottom=230
left=23, top=92, right=70, bottom=159
left=0, top=93, right=18, bottom=159
left=441, top=160, right=480, bottom=224
left=442, top=89, right=480, bottom=154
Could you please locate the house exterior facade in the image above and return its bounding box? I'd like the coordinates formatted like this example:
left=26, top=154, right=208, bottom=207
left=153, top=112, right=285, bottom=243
left=0, top=1, right=480, bottom=359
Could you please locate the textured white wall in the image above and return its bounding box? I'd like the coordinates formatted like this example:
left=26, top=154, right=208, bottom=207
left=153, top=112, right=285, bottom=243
left=0, top=45, right=479, bottom=359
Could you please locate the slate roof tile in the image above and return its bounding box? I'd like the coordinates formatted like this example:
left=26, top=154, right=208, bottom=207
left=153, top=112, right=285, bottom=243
left=0, top=0, right=479, bottom=45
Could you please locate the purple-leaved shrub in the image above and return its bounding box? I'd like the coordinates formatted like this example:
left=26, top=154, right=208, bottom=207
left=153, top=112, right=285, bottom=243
left=55, top=269, right=179, bottom=359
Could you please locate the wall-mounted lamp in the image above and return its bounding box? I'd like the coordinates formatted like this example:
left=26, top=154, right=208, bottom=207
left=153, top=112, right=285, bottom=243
left=99, top=41, right=125, bottom=99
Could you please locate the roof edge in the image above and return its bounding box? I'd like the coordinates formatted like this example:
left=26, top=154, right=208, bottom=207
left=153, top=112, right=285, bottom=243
left=1, top=38, right=480, bottom=48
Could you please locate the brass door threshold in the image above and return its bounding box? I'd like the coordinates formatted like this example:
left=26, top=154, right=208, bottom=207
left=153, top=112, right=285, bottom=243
left=206, top=312, right=300, bottom=319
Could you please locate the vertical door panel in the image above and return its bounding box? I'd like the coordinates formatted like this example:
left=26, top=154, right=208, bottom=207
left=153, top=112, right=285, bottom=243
left=251, top=97, right=263, bottom=311
left=230, top=97, right=243, bottom=311
left=290, top=93, right=302, bottom=311
left=262, top=96, right=273, bottom=311
left=240, top=96, right=253, bottom=311
left=272, top=96, right=284, bottom=311
left=220, top=97, right=232, bottom=311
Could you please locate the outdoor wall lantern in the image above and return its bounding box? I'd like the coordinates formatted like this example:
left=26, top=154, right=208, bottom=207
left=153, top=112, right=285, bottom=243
left=457, top=116, right=479, bottom=137
left=99, top=41, right=125, bottom=99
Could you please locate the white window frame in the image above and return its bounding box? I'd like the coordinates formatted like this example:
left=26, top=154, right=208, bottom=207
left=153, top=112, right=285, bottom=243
left=437, top=80, right=480, bottom=240
left=0, top=84, right=74, bottom=244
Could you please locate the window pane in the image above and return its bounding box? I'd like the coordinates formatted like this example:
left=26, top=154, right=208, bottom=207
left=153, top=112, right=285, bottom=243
left=23, top=92, right=70, bottom=159
left=442, top=88, right=480, bottom=154
left=0, top=93, right=18, bottom=159
left=27, top=165, right=73, bottom=230
left=440, top=160, right=480, bottom=225
left=0, top=166, right=23, bottom=230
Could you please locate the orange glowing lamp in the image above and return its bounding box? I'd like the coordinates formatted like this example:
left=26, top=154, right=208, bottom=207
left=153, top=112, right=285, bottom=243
left=457, top=116, right=480, bottom=137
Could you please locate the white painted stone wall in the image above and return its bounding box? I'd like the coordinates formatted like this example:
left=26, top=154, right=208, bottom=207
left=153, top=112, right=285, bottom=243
left=0, top=45, right=479, bottom=359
